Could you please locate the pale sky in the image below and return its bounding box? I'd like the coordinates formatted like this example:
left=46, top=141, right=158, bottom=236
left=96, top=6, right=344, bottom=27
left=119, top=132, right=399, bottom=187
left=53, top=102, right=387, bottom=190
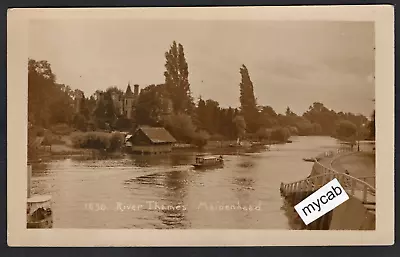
left=29, top=20, right=375, bottom=116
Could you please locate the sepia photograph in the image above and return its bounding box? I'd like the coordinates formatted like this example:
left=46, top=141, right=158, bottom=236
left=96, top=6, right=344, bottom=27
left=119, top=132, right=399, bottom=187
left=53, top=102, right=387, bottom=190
left=7, top=6, right=394, bottom=246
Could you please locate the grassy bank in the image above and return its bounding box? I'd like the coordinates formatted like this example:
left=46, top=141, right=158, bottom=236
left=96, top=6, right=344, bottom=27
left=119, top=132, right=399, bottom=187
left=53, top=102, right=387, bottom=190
left=70, top=131, right=125, bottom=152
left=28, top=125, right=126, bottom=161
left=28, top=124, right=290, bottom=161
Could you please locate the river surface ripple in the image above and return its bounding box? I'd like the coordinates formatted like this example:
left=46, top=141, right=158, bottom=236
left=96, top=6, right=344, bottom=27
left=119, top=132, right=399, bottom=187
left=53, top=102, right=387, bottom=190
left=31, top=136, right=340, bottom=229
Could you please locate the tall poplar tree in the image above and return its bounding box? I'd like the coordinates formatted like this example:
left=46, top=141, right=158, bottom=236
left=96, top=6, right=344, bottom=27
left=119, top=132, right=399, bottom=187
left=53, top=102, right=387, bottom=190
left=239, top=64, right=259, bottom=133
left=164, top=41, right=194, bottom=115
left=196, top=98, right=207, bottom=130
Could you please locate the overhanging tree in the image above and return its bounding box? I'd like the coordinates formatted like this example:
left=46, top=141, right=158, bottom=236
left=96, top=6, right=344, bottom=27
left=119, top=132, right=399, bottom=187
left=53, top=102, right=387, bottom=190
left=28, top=59, right=74, bottom=127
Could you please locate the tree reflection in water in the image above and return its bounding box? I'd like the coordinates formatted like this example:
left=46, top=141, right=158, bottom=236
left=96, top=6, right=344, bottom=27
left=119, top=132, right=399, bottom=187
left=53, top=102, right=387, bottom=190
left=159, top=170, right=189, bottom=228
left=127, top=162, right=191, bottom=228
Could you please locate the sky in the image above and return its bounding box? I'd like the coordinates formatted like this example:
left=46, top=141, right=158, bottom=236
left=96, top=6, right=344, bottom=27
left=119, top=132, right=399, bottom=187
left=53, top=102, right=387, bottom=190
left=29, top=20, right=375, bottom=116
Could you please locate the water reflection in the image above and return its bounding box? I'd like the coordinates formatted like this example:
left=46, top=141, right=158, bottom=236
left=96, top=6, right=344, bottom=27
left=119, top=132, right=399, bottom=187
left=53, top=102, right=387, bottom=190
left=237, top=160, right=255, bottom=169
left=130, top=173, right=165, bottom=187
left=233, top=177, right=255, bottom=191
left=127, top=151, right=195, bottom=168
left=29, top=136, right=341, bottom=229
left=159, top=170, right=189, bottom=228
left=170, top=151, right=194, bottom=166
left=124, top=168, right=190, bottom=228
left=129, top=154, right=169, bottom=167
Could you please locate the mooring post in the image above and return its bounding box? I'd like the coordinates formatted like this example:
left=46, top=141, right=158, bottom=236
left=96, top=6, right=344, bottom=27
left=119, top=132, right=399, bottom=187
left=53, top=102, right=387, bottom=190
left=351, top=179, right=356, bottom=195
left=363, top=184, right=368, bottom=203
left=27, top=165, right=32, bottom=198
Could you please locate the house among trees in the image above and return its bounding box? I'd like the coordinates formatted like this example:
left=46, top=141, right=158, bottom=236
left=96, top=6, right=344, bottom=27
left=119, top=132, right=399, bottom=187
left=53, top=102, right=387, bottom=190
left=127, top=126, right=177, bottom=154
left=95, top=83, right=139, bottom=120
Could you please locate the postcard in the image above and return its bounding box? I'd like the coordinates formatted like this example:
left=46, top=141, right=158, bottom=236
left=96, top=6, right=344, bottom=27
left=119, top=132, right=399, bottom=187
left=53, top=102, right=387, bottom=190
left=7, top=5, right=394, bottom=246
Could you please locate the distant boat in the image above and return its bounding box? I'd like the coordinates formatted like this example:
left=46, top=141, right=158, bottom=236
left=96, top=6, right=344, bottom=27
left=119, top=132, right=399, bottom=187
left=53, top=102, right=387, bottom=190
left=302, top=158, right=316, bottom=162
left=193, top=155, right=224, bottom=169
left=250, top=141, right=264, bottom=147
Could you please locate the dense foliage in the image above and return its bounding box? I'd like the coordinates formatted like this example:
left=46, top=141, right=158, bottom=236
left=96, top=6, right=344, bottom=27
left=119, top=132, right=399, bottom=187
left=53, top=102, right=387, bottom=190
left=71, top=132, right=124, bottom=152
left=164, top=41, right=194, bottom=115
left=28, top=59, right=75, bottom=127
left=28, top=40, right=375, bottom=149
left=239, top=65, right=259, bottom=133
left=335, top=120, right=358, bottom=140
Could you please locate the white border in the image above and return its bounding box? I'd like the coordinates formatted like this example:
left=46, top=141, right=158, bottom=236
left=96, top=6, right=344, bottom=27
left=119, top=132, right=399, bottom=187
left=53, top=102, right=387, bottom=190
left=7, top=5, right=394, bottom=246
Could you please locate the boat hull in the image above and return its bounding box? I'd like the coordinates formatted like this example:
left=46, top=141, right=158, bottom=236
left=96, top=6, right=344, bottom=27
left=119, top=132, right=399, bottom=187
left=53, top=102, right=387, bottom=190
left=193, top=162, right=224, bottom=169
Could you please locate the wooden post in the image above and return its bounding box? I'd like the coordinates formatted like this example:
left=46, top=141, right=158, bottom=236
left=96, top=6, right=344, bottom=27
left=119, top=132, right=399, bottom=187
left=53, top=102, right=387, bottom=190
left=320, top=175, right=324, bottom=186
left=336, top=173, right=340, bottom=184
left=363, top=184, right=368, bottom=202
left=316, top=176, right=321, bottom=188
left=27, top=165, right=32, bottom=198
left=307, top=179, right=312, bottom=191
left=351, top=179, right=356, bottom=195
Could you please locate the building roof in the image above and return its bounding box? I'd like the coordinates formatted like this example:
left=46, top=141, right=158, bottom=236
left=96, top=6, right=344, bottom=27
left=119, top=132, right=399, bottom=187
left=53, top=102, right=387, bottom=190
left=125, top=134, right=133, bottom=141
left=125, top=84, right=134, bottom=98
left=135, top=126, right=177, bottom=144
left=196, top=155, right=221, bottom=160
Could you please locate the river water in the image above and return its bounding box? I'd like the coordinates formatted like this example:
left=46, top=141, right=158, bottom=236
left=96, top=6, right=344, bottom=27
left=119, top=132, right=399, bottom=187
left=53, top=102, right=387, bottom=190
left=30, top=136, right=340, bottom=229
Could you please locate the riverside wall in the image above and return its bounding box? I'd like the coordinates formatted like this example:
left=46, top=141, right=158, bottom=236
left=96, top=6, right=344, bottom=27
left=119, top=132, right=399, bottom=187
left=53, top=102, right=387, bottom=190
left=281, top=148, right=376, bottom=230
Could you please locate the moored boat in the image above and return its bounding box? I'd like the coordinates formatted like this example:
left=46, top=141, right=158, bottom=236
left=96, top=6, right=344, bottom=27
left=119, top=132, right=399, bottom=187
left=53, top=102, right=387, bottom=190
left=193, top=155, right=224, bottom=169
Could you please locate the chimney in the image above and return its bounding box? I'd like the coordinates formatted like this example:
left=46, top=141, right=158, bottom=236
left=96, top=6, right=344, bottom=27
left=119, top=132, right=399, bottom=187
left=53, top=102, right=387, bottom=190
left=134, top=84, right=139, bottom=96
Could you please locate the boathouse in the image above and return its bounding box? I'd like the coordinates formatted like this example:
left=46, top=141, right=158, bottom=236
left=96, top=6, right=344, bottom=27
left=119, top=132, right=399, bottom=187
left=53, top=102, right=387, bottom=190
left=127, top=126, right=177, bottom=154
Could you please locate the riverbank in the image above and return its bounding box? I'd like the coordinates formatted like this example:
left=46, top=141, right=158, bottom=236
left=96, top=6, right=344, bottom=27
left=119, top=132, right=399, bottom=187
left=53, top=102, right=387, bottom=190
left=173, top=139, right=287, bottom=150
left=29, top=144, right=99, bottom=162
left=281, top=145, right=376, bottom=230
left=331, top=151, right=376, bottom=187
left=29, top=133, right=289, bottom=162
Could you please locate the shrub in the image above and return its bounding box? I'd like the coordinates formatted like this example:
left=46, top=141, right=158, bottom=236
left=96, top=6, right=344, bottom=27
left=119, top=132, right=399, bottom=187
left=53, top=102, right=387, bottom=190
left=72, top=114, right=87, bottom=132
left=336, top=120, right=357, bottom=139
left=288, top=126, right=299, bottom=135
left=108, top=132, right=125, bottom=152
left=36, top=129, right=45, bottom=137
left=294, top=121, right=314, bottom=136
left=163, top=113, right=198, bottom=143
left=50, top=123, right=73, bottom=135
left=191, top=130, right=210, bottom=148
left=115, top=118, right=133, bottom=131
left=70, top=131, right=125, bottom=152
left=233, top=115, right=246, bottom=138
left=255, top=127, right=271, bottom=141
left=41, top=134, right=52, bottom=146
left=245, top=132, right=258, bottom=141
left=270, top=127, right=291, bottom=142
left=71, top=132, right=109, bottom=150
left=313, top=123, right=322, bottom=134
left=209, top=133, right=226, bottom=141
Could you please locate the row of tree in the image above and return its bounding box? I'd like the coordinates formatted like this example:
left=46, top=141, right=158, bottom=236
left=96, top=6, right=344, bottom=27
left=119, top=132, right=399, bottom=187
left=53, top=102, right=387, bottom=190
left=28, top=40, right=376, bottom=146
